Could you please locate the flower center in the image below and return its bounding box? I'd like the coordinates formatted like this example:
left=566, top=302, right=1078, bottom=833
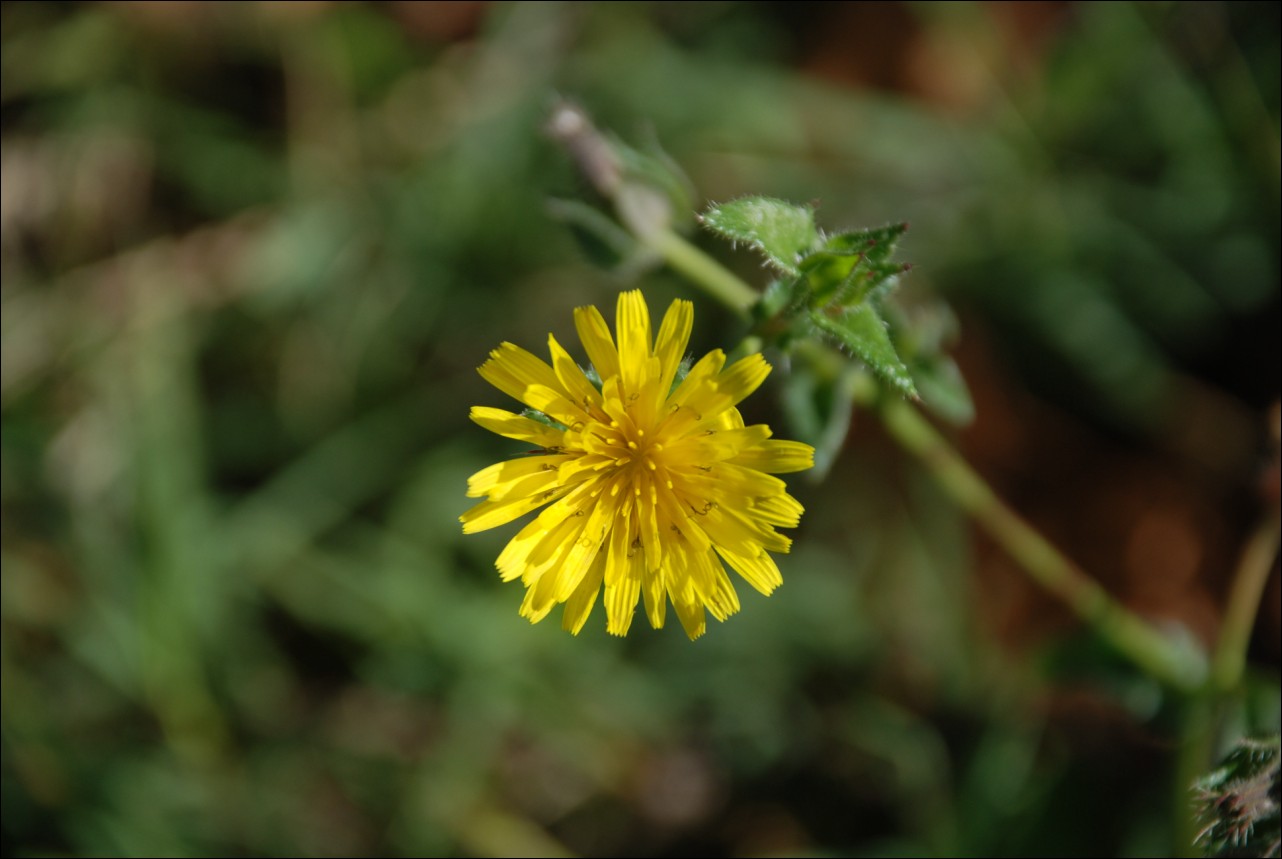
left=593, top=412, right=667, bottom=481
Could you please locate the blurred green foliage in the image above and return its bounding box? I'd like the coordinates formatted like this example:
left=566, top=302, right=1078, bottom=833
left=2, top=2, right=1278, bottom=856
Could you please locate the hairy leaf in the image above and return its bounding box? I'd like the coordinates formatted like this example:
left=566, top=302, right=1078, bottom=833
left=703, top=197, right=817, bottom=275
left=811, top=304, right=918, bottom=399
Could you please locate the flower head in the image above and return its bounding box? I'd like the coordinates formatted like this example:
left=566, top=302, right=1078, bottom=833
left=462, top=290, right=814, bottom=639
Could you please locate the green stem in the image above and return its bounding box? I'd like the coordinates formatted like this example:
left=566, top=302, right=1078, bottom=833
left=877, top=396, right=1200, bottom=692
left=644, top=227, right=758, bottom=316
left=549, top=102, right=758, bottom=315
left=1210, top=509, right=1281, bottom=691
left=1175, top=699, right=1221, bottom=857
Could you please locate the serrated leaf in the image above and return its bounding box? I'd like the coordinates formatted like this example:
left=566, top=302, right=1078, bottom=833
left=702, top=197, right=817, bottom=275
left=811, top=304, right=918, bottom=398
left=823, top=223, right=909, bottom=263
left=796, top=224, right=909, bottom=309
left=860, top=267, right=906, bottom=304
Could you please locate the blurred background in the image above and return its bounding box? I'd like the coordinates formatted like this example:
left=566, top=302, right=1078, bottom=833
left=2, top=2, right=1279, bottom=856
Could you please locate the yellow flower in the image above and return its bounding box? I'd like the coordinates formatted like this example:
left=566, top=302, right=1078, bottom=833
left=462, top=290, right=814, bottom=639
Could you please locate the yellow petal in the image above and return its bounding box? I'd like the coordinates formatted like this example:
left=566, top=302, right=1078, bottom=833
left=653, top=298, right=694, bottom=395
left=459, top=488, right=566, bottom=534
left=714, top=353, right=772, bottom=406
left=467, top=455, right=568, bottom=499
left=714, top=546, right=783, bottom=596
left=552, top=495, right=617, bottom=601
left=686, top=545, right=739, bottom=622
left=640, top=546, right=667, bottom=631
left=750, top=493, right=805, bottom=528
left=573, top=304, right=620, bottom=381
left=548, top=333, right=603, bottom=415
left=616, top=290, right=653, bottom=397
left=729, top=440, right=815, bottom=474
left=664, top=424, right=773, bottom=465
left=668, top=578, right=706, bottom=638
left=604, top=515, right=643, bottom=636
left=478, top=343, right=586, bottom=425
left=665, top=354, right=770, bottom=435
left=469, top=406, right=563, bottom=449
left=665, top=350, right=726, bottom=416
left=680, top=500, right=762, bottom=559
left=700, top=462, right=789, bottom=500
left=496, top=516, right=549, bottom=581
left=561, top=551, right=606, bottom=635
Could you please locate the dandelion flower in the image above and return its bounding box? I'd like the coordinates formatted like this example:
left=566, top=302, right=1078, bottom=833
left=462, top=290, right=814, bottom=639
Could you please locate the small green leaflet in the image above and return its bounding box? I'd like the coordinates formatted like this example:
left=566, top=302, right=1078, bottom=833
left=702, top=197, right=818, bottom=275
left=811, top=304, right=918, bottom=399
left=912, top=355, right=973, bottom=425
left=521, top=408, right=568, bottom=432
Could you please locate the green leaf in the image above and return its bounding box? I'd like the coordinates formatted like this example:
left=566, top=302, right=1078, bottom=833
left=798, top=251, right=861, bottom=307
left=797, top=224, right=910, bottom=308
left=611, top=130, right=695, bottom=232
left=751, top=278, right=811, bottom=347
left=811, top=304, right=918, bottom=399
left=754, top=278, right=794, bottom=321
left=702, top=197, right=817, bottom=275
left=823, top=223, right=909, bottom=264
left=913, top=355, right=974, bottom=426
left=780, top=363, right=858, bottom=480
left=879, top=297, right=972, bottom=424
left=546, top=198, right=643, bottom=270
